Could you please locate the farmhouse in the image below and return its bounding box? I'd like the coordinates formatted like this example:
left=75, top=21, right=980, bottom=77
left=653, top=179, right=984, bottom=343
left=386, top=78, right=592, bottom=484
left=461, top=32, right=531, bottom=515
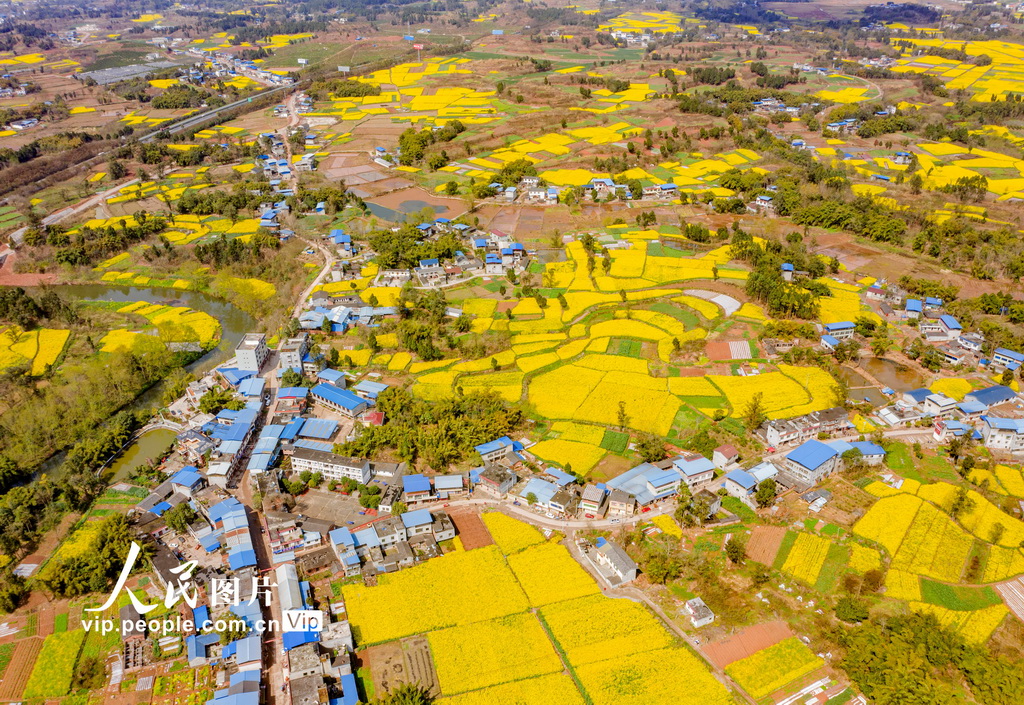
left=593, top=538, right=638, bottom=585
left=780, top=440, right=840, bottom=489
left=980, top=415, right=1024, bottom=452
left=290, top=448, right=372, bottom=484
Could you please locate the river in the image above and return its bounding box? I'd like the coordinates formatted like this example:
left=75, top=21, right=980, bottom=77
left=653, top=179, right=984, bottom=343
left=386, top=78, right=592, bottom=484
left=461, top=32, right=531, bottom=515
left=32, top=283, right=256, bottom=480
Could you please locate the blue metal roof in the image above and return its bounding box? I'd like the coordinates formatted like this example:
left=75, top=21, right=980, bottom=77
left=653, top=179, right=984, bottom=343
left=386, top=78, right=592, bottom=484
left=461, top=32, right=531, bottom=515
left=982, top=415, right=1024, bottom=431
left=281, top=417, right=304, bottom=440
left=781, top=263, right=794, bottom=271
left=925, top=297, right=943, bottom=306
left=519, top=477, right=559, bottom=506
left=298, top=418, right=339, bottom=439
left=261, top=424, right=285, bottom=440
left=170, top=468, right=204, bottom=488
left=311, top=383, right=366, bottom=411
left=193, top=605, right=210, bottom=628
left=545, top=467, right=575, bottom=486
left=400, top=509, right=433, bottom=528
left=352, top=528, right=380, bottom=548
left=606, top=462, right=682, bottom=505
left=904, top=388, right=931, bottom=403
left=958, top=400, right=987, bottom=414
left=824, top=321, right=854, bottom=331
left=434, top=475, right=463, bottom=491
left=329, top=527, right=354, bottom=547
left=939, top=314, right=962, bottom=330
left=648, top=468, right=681, bottom=487
left=723, top=469, right=756, bottom=491
left=965, top=385, right=1016, bottom=407
left=906, top=299, right=922, bottom=312
left=152, top=501, right=171, bottom=516
left=199, top=534, right=221, bottom=552
left=317, top=368, right=346, bottom=384
left=208, top=497, right=245, bottom=524
left=277, top=386, right=309, bottom=399
left=672, top=456, right=715, bottom=477
left=293, top=439, right=334, bottom=452
left=354, top=380, right=389, bottom=398
left=850, top=441, right=885, bottom=456
left=235, top=634, right=261, bottom=664
left=283, top=630, right=319, bottom=651
left=339, top=672, right=360, bottom=705
left=785, top=440, right=839, bottom=471
left=219, top=368, right=256, bottom=386
left=995, top=347, right=1024, bottom=363
left=403, top=474, right=431, bottom=493
left=247, top=453, right=272, bottom=472
left=237, top=377, right=265, bottom=397
left=475, top=436, right=519, bottom=455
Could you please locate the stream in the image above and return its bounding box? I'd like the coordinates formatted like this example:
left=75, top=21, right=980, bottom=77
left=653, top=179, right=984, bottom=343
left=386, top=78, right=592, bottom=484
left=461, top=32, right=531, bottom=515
left=31, top=284, right=256, bottom=481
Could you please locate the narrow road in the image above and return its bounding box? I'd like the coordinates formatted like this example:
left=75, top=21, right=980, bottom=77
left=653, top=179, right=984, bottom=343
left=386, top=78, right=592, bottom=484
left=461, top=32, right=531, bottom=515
left=9, top=178, right=139, bottom=245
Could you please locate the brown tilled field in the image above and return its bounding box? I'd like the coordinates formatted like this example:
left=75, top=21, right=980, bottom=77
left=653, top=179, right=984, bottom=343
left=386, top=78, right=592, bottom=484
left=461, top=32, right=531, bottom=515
left=746, top=525, right=787, bottom=565
left=363, top=635, right=440, bottom=697
left=448, top=510, right=493, bottom=550
left=0, top=637, right=42, bottom=701
left=702, top=620, right=793, bottom=670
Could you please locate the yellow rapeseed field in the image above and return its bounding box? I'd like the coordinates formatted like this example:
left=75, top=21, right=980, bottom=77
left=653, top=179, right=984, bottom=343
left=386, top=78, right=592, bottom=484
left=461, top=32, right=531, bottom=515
left=540, top=594, right=672, bottom=667
left=508, top=543, right=600, bottom=606
left=342, top=546, right=528, bottom=644
left=853, top=494, right=922, bottom=555
left=891, top=502, right=972, bottom=582
left=910, top=602, right=1008, bottom=645
left=848, top=544, right=882, bottom=574
left=781, top=533, right=832, bottom=585
left=576, top=647, right=733, bottom=705
left=428, top=613, right=562, bottom=695
left=725, top=637, right=824, bottom=700
left=481, top=513, right=545, bottom=555
left=437, top=673, right=586, bottom=705
left=885, top=568, right=922, bottom=601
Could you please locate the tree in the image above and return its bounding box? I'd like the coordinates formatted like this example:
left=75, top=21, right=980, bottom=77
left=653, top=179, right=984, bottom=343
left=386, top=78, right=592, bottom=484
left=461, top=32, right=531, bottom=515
left=725, top=537, right=746, bottom=564
left=754, top=478, right=777, bottom=508
left=108, top=159, right=127, bottom=180
left=635, top=433, right=665, bottom=463
left=198, top=387, right=244, bottom=414
left=371, top=684, right=434, bottom=705
left=835, top=596, right=869, bottom=623
left=164, top=503, right=197, bottom=533
left=950, top=487, right=975, bottom=520
left=525, top=492, right=538, bottom=506
left=281, top=368, right=305, bottom=387
left=391, top=501, right=407, bottom=516
left=616, top=401, right=630, bottom=430
left=643, top=552, right=681, bottom=584
left=742, top=392, right=767, bottom=431
left=990, top=522, right=1006, bottom=545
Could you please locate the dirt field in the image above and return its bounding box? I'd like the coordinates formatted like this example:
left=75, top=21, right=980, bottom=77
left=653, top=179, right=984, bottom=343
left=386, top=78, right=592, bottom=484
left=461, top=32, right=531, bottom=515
left=0, top=636, right=42, bottom=701
left=702, top=620, right=793, bottom=670
left=746, top=525, right=787, bottom=566
left=447, top=510, right=493, bottom=550
left=363, top=635, right=440, bottom=697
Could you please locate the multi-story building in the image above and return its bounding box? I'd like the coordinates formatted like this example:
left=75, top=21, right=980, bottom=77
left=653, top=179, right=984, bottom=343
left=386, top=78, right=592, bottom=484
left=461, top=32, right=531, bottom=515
left=981, top=416, right=1024, bottom=452
left=234, top=333, right=269, bottom=371
left=278, top=334, right=310, bottom=371
left=290, top=448, right=372, bottom=484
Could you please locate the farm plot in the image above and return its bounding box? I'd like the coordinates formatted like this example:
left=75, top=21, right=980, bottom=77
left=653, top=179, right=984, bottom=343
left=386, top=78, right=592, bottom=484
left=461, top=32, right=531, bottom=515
left=21, top=629, right=85, bottom=699
left=852, top=493, right=922, bottom=555
left=575, top=647, right=734, bottom=705
left=746, top=525, right=786, bottom=565
left=909, top=602, right=1008, bottom=645
left=780, top=533, right=832, bottom=586
left=437, top=673, right=586, bottom=705
left=342, top=546, right=529, bottom=644
left=0, top=638, right=42, bottom=701
left=507, top=543, right=601, bottom=607
left=891, top=502, right=973, bottom=582
left=427, top=613, right=562, bottom=695
left=481, top=512, right=544, bottom=555
left=724, top=636, right=825, bottom=700
left=540, top=594, right=672, bottom=667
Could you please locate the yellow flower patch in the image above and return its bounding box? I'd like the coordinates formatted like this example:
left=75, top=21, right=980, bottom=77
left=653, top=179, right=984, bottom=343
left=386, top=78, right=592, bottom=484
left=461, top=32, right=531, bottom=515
left=540, top=594, right=672, bottom=667
left=529, top=439, right=605, bottom=474
left=725, top=637, right=824, bottom=700
left=507, top=543, right=600, bottom=607
left=481, top=513, right=545, bottom=555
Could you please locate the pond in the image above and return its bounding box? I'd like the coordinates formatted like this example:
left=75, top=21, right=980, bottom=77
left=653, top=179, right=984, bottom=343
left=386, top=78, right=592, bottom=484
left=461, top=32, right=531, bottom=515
left=102, top=428, right=177, bottom=483
left=858, top=357, right=927, bottom=393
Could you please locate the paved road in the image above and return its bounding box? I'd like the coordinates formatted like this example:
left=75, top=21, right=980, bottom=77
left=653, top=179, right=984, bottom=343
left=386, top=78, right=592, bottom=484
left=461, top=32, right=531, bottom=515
left=139, top=85, right=293, bottom=143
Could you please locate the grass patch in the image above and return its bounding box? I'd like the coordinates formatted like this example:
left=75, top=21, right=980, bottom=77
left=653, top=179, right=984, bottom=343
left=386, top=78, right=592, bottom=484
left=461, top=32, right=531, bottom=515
left=0, top=642, right=13, bottom=679
left=646, top=242, right=694, bottom=258
left=821, top=523, right=842, bottom=537
left=648, top=302, right=700, bottom=328
left=919, top=580, right=1003, bottom=611
left=918, top=452, right=959, bottom=482
left=54, top=613, right=68, bottom=633
left=721, top=496, right=757, bottom=523
left=813, top=543, right=850, bottom=592
left=772, top=531, right=798, bottom=571
left=609, top=338, right=643, bottom=358
left=83, top=48, right=151, bottom=72
left=885, top=441, right=913, bottom=472
left=356, top=666, right=375, bottom=702
left=600, top=429, right=629, bottom=453
left=826, top=690, right=854, bottom=705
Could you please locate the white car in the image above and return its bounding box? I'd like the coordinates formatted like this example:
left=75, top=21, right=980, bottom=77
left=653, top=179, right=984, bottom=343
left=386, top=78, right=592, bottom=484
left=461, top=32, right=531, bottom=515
left=609, top=518, right=620, bottom=524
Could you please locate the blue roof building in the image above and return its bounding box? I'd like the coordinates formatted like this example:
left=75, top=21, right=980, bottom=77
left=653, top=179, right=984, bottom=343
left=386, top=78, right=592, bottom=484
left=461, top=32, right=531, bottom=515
left=671, top=456, right=716, bottom=480
left=784, top=440, right=840, bottom=485
left=964, top=385, right=1016, bottom=409
left=354, top=380, right=389, bottom=400
left=606, top=462, right=685, bottom=506
left=310, top=383, right=367, bottom=416
left=821, top=334, right=840, bottom=350
left=939, top=314, right=962, bottom=331
left=519, top=477, right=559, bottom=507
left=400, top=509, right=433, bottom=529
left=403, top=474, right=432, bottom=496
left=722, top=469, right=756, bottom=494
left=906, top=299, right=922, bottom=314
left=298, top=418, right=339, bottom=439
left=317, top=368, right=346, bottom=385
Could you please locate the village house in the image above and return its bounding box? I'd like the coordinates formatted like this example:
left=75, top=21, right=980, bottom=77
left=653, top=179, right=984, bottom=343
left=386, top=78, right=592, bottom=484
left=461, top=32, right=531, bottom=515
left=761, top=407, right=849, bottom=447
left=779, top=440, right=841, bottom=490
left=592, top=538, right=638, bottom=584
left=980, top=415, right=1024, bottom=452
left=474, top=465, right=517, bottom=497
left=290, top=448, right=372, bottom=484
